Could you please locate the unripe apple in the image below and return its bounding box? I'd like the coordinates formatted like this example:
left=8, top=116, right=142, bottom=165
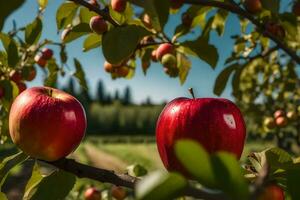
left=0, top=86, right=5, bottom=99
left=275, top=116, right=288, bottom=127
left=142, top=14, right=152, bottom=29
left=34, top=54, right=47, bottom=68
left=274, top=110, right=285, bottom=119
left=156, top=96, right=246, bottom=176
left=9, top=87, right=86, bottom=161
left=287, top=111, right=297, bottom=120
left=264, top=117, right=275, bottom=129
left=111, top=0, right=127, bottom=13
left=156, top=43, right=174, bottom=61
left=25, top=67, right=37, bottom=81
left=163, top=67, right=179, bottom=77
left=9, top=70, right=22, bottom=83
left=84, top=187, right=101, bottom=200
left=181, top=13, right=192, bottom=27
left=115, top=66, right=129, bottom=77
left=111, top=186, right=126, bottom=200
left=151, top=50, right=158, bottom=62
left=292, top=1, right=300, bottom=16
left=161, top=54, right=177, bottom=69
left=41, top=48, right=53, bottom=60
left=89, top=16, right=108, bottom=34
left=265, top=22, right=285, bottom=39
left=104, top=61, right=114, bottom=73
left=244, top=0, right=262, bottom=14
left=170, top=0, right=184, bottom=9
left=258, top=184, right=284, bottom=200
left=17, top=82, right=27, bottom=93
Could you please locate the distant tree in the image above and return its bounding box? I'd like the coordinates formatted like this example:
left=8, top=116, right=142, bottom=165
left=105, top=93, right=112, bottom=104
left=114, top=90, right=120, bottom=101
left=96, top=80, right=106, bottom=103
left=122, top=86, right=132, bottom=105
left=145, top=97, right=152, bottom=106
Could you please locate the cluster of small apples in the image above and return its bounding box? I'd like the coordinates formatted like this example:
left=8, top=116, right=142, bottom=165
left=89, top=0, right=127, bottom=35
left=243, top=0, right=287, bottom=39
left=34, top=48, right=54, bottom=68
left=152, top=43, right=179, bottom=77
left=103, top=61, right=130, bottom=78
left=84, top=185, right=127, bottom=200
left=264, top=109, right=298, bottom=130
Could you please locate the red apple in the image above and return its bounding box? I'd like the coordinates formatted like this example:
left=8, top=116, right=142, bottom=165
left=104, top=61, right=114, bottom=73
left=0, top=86, right=5, bottom=99
left=9, top=70, right=22, bottom=83
left=293, top=1, right=300, bottom=16
left=275, top=116, right=287, bottom=127
left=111, top=186, right=126, bottom=200
left=17, top=82, right=27, bottom=94
left=111, top=0, right=127, bottom=13
left=34, top=54, right=47, bottom=68
left=170, top=0, right=184, bottom=9
left=9, top=87, right=86, bottom=161
left=89, top=16, right=108, bottom=34
left=265, top=22, right=285, bottom=39
left=156, top=96, right=246, bottom=175
left=151, top=50, right=158, bottom=62
left=115, top=66, right=129, bottom=77
left=156, top=43, right=174, bottom=61
left=41, top=48, right=53, bottom=60
left=25, top=67, right=37, bottom=81
left=274, top=110, right=285, bottom=119
left=84, top=187, right=101, bottom=200
left=258, top=184, right=284, bottom=200
left=244, top=0, right=262, bottom=14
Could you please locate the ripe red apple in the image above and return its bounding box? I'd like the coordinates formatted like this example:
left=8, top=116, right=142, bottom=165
left=104, top=61, right=114, bottom=73
left=9, top=87, right=86, bottom=161
left=89, top=16, right=108, bottom=34
left=244, top=0, right=262, bottom=14
left=293, top=1, right=300, bottom=16
left=170, top=0, right=184, bottom=9
left=111, top=0, right=127, bottom=13
left=9, top=70, right=22, bottom=83
left=265, top=22, right=285, bottom=39
left=0, top=86, right=5, bottom=99
left=258, top=184, right=284, bottom=200
left=275, top=116, right=288, bottom=127
left=156, top=96, right=246, bottom=175
left=41, top=48, right=53, bottom=60
left=274, top=110, right=285, bottom=119
left=84, top=187, right=101, bottom=200
left=17, top=82, right=27, bottom=93
left=25, top=67, right=37, bottom=81
left=111, top=186, right=126, bottom=200
left=115, top=66, right=129, bottom=77
left=156, top=43, right=174, bottom=61
left=34, top=54, right=47, bottom=68
left=151, top=50, right=158, bottom=62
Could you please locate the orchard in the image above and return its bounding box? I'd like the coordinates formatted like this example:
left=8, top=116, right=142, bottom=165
left=0, top=0, right=300, bottom=200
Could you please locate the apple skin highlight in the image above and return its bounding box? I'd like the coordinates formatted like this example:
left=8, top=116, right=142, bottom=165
left=9, top=87, right=86, bottom=161
left=156, top=97, right=246, bottom=175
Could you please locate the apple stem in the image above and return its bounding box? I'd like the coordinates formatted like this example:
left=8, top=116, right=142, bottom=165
left=188, top=88, right=195, bottom=99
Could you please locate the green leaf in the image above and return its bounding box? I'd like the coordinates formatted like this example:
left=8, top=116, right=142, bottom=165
left=0, top=0, right=25, bottom=31
left=25, top=17, right=43, bottom=45
left=182, top=37, right=218, bottom=69
left=135, top=171, right=187, bottom=200
left=211, top=9, right=228, bottom=36
left=265, top=148, right=293, bottom=172
left=62, top=23, right=91, bottom=44
left=83, top=33, right=101, bottom=52
left=140, top=0, right=170, bottom=31
left=212, top=152, right=249, bottom=200
left=177, top=53, right=191, bottom=85
left=79, top=7, right=97, bottom=24
left=175, top=140, right=217, bottom=188
left=44, top=60, right=58, bottom=87
left=260, top=0, right=280, bottom=14
left=103, top=25, right=150, bottom=65
left=0, top=80, right=19, bottom=111
left=0, top=33, right=19, bottom=67
left=0, top=152, right=28, bottom=188
left=73, top=58, right=88, bottom=89
left=127, top=164, right=148, bottom=177
left=287, top=168, right=300, bottom=200
left=24, top=166, right=76, bottom=200
left=56, top=2, right=78, bottom=30
left=214, top=63, right=239, bottom=96
left=0, top=192, right=7, bottom=200
left=37, top=0, right=48, bottom=9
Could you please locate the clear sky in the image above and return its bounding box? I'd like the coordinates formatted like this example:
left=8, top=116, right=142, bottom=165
left=3, top=0, right=251, bottom=103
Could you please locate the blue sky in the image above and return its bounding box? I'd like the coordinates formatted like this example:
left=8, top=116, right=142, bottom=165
left=3, top=0, right=245, bottom=103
